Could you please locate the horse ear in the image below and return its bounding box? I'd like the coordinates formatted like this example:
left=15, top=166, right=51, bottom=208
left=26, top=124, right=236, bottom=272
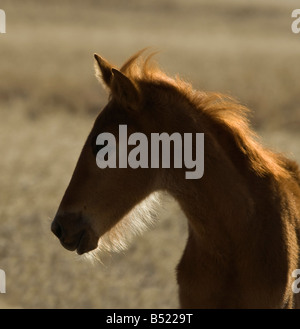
left=94, top=53, right=113, bottom=88
left=111, top=68, right=140, bottom=110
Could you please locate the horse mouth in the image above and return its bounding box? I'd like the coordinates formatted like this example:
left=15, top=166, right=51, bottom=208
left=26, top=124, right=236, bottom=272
left=59, top=230, right=98, bottom=255
left=51, top=213, right=99, bottom=255
left=59, top=231, right=82, bottom=252
left=76, top=231, right=97, bottom=255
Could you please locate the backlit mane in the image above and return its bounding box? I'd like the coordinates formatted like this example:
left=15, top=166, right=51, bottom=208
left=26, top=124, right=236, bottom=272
left=196, top=93, right=290, bottom=180
left=121, top=50, right=290, bottom=181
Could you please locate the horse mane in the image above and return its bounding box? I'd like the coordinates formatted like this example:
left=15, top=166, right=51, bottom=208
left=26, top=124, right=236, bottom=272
left=195, top=93, right=291, bottom=180
left=120, top=50, right=292, bottom=181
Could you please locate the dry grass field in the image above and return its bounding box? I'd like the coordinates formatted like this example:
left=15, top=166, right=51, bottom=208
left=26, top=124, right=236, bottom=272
left=0, top=0, right=300, bottom=308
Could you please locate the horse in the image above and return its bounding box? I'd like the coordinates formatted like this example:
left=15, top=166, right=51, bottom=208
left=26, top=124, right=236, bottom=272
left=51, top=49, right=300, bottom=308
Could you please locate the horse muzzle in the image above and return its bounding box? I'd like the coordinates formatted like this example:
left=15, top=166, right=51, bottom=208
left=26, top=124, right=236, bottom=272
left=51, top=212, right=98, bottom=255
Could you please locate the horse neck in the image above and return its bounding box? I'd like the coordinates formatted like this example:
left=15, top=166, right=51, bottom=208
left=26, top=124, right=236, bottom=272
left=157, top=98, right=258, bottom=252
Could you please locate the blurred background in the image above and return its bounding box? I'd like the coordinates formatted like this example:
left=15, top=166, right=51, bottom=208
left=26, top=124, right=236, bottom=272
left=0, top=0, right=299, bottom=308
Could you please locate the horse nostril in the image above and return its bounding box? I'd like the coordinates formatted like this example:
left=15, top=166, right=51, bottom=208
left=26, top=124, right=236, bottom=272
left=51, top=220, right=63, bottom=239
